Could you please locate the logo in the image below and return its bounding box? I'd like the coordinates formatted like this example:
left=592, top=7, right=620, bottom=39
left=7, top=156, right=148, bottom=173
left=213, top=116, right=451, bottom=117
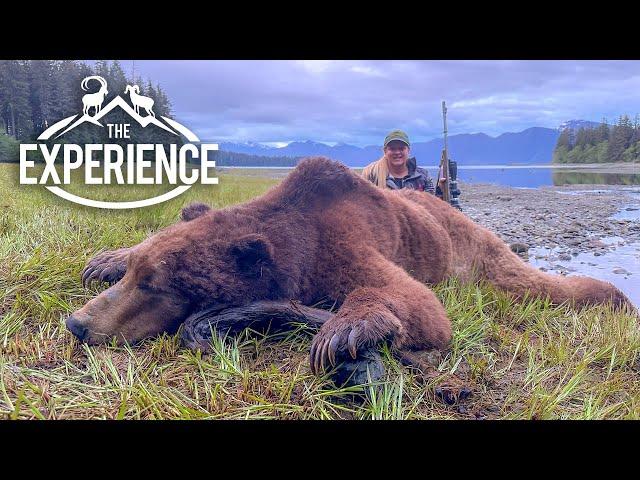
left=19, top=76, right=218, bottom=209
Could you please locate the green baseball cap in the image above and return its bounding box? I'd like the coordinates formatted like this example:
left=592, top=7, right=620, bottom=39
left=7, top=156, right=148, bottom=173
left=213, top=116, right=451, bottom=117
left=384, top=129, right=410, bottom=147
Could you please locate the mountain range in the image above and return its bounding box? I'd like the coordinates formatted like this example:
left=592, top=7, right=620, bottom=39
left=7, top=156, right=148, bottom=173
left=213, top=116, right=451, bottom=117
left=212, top=125, right=571, bottom=167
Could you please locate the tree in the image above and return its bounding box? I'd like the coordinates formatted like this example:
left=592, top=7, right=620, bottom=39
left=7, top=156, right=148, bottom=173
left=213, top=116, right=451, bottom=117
left=0, top=60, right=33, bottom=139
left=146, top=80, right=157, bottom=103
left=596, top=117, right=609, bottom=143
left=28, top=60, right=56, bottom=132
left=50, top=60, right=90, bottom=119
left=575, top=127, right=588, bottom=148
left=607, top=115, right=633, bottom=162
left=133, top=76, right=145, bottom=93
left=94, top=60, right=110, bottom=81
left=632, top=114, right=640, bottom=144
left=556, top=129, right=571, bottom=150
left=154, top=83, right=172, bottom=117
left=109, top=60, right=128, bottom=100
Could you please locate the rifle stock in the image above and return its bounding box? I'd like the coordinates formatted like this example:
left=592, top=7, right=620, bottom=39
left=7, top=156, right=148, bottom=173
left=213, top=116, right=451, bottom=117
left=440, top=149, right=451, bottom=203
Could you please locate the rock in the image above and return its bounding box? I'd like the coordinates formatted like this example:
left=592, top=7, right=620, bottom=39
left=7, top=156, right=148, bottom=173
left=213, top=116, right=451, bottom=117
left=510, top=242, right=529, bottom=254
left=558, top=253, right=572, bottom=261
left=613, top=268, right=631, bottom=275
left=331, top=348, right=385, bottom=387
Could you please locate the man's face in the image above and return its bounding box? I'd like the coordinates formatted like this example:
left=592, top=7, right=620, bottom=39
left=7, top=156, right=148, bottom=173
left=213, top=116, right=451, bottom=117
left=384, top=141, right=410, bottom=169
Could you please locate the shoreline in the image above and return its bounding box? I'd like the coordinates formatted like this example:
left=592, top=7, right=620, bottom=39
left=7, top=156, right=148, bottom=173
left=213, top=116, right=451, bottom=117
left=460, top=182, right=640, bottom=306
left=460, top=182, right=640, bottom=253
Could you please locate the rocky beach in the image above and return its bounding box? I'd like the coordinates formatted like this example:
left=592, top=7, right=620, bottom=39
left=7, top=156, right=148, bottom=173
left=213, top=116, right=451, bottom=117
left=459, top=182, right=640, bottom=305
left=461, top=183, right=640, bottom=254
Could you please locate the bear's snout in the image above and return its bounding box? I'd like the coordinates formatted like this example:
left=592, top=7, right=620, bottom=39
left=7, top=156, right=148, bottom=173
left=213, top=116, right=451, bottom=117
left=66, top=314, right=88, bottom=341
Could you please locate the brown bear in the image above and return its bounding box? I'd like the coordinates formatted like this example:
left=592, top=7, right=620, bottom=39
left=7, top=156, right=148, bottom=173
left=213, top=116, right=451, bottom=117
left=68, top=157, right=635, bottom=375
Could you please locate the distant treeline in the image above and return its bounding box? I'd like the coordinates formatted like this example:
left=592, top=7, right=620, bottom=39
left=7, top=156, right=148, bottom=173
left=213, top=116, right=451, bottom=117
left=210, top=150, right=302, bottom=167
left=552, top=170, right=640, bottom=185
left=553, top=115, right=640, bottom=163
left=0, top=60, right=174, bottom=162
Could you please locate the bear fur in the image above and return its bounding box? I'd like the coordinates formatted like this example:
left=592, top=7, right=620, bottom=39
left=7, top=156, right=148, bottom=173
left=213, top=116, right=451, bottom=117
left=70, top=157, right=636, bottom=373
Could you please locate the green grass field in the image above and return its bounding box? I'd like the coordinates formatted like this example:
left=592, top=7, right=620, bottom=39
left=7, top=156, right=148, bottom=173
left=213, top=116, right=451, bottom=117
left=1, top=162, right=640, bottom=419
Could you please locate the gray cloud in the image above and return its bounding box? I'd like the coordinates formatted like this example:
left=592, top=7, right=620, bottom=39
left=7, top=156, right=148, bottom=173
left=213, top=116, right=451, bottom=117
left=124, top=60, right=640, bottom=146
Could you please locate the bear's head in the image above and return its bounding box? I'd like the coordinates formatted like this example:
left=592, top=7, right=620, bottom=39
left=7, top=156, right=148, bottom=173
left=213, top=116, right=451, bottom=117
left=66, top=204, right=283, bottom=344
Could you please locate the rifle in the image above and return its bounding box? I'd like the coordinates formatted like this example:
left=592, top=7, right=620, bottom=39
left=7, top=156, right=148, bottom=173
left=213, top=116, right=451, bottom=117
left=439, top=101, right=462, bottom=210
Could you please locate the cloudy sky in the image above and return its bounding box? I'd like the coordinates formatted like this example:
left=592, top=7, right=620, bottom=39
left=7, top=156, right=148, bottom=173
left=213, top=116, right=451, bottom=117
left=118, top=60, right=640, bottom=147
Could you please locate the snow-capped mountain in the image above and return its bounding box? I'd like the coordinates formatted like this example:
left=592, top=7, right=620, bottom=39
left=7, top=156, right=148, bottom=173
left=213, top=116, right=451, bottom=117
left=558, top=120, right=602, bottom=132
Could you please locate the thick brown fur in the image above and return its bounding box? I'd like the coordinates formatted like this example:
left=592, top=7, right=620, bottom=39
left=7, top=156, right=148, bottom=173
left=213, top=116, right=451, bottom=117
left=71, top=157, right=636, bottom=374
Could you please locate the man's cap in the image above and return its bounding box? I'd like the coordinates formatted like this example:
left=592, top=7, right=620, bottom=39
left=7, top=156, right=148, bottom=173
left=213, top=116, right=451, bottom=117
left=384, top=129, right=410, bottom=147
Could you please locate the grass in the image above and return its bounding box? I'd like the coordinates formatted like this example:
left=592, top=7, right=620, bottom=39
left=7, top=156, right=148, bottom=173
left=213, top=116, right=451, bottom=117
left=1, top=162, right=640, bottom=419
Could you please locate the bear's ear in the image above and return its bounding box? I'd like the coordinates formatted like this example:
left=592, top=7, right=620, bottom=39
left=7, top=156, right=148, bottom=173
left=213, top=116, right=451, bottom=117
left=230, top=234, right=274, bottom=276
left=181, top=202, right=211, bottom=222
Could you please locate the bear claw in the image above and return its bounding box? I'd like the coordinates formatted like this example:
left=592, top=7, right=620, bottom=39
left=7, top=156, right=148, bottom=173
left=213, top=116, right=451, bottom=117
left=310, top=321, right=392, bottom=376
left=81, top=248, right=130, bottom=287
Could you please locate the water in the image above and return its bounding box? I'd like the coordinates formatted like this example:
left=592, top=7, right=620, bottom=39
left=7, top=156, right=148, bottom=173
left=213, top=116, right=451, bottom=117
left=528, top=236, right=640, bottom=309
left=428, top=165, right=640, bottom=188
left=220, top=164, right=640, bottom=188
left=610, top=193, right=640, bottom=220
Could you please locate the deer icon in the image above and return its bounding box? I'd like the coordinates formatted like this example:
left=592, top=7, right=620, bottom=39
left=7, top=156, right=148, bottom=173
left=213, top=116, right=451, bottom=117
left=125, top=85, right=156, bottom=118
left=81, top=76, right=109, bottom=116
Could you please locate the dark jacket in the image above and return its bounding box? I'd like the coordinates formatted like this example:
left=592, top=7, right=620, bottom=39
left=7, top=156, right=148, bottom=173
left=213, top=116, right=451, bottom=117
left=384, top=157, right=439, bottom=197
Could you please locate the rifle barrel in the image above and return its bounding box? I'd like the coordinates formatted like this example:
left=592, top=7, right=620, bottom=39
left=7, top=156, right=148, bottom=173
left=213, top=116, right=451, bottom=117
left=441, top=101, right=451, bottom=203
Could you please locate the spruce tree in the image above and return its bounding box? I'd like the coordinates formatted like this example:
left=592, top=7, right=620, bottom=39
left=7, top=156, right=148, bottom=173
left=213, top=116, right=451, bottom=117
left=28, top=60, right=56, bottom=132
left=154, top=83, right=172, bottom=117
left=575, top=127, right=587, bottom=148
left=94, top=60, right=110, bottom=81
left=596, top=118, right=609, bottom=143
left=109, top=60, right=128, bottom=100
left=0, top=60, right=33, bottom=139
left=607, top=116, right=630, bottom=162
left=556, top=129, right=571, bottom=150
left=146, top=80, right=157, bottom=102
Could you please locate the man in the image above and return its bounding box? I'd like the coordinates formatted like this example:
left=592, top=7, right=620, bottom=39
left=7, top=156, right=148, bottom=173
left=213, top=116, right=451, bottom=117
left=362, top=129, right=446, bottom=198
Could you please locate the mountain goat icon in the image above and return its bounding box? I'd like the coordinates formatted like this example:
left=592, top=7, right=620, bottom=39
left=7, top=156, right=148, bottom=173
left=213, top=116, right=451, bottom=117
left=81, top=76, right=109, bottom=116
left=125, top=85, right=156, bottom=118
